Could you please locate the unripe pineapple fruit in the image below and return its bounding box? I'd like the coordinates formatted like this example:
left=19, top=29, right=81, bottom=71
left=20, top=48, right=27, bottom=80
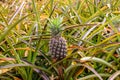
left=49, top=16, right=67, bottom=60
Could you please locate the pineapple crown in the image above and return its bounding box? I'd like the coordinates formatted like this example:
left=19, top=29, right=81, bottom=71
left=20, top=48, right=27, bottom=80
left=48, top=16, right=64, bottom=37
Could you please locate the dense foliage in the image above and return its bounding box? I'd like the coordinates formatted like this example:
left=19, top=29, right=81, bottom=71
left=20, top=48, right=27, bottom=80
left=0, top=0, right=120, bottom=80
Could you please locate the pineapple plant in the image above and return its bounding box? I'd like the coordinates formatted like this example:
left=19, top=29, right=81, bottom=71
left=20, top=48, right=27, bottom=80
left=49, top=16, right=67, bottom=61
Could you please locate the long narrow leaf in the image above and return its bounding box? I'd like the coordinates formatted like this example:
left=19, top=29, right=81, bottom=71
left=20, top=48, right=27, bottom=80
left=65, top=64, right=103, bottom=80
left=0, top=14, right=31, bottom=43
left=0, top=63, right=51, bottom=74
left=80, top=57, right=117, bottom=70
left=8, top=1, right=25, bottom=24
left=77, top=73, right=110, bottom=80
left=108, top=71, right=120, bottom=80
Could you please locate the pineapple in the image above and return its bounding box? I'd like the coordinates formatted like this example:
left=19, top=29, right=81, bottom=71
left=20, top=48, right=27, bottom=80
left=49, top=16, right=67, bottom=60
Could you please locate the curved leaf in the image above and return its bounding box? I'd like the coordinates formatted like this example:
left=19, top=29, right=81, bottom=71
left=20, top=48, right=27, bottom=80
left=65, top=64, right=103, bottom=80
left=80, top=57, right=117, bottom=71
left=0, top=63, right=51, bottom=74
left=77, top=73, right=110, bottom=80
left=108, top=71, right=120, bottom=80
